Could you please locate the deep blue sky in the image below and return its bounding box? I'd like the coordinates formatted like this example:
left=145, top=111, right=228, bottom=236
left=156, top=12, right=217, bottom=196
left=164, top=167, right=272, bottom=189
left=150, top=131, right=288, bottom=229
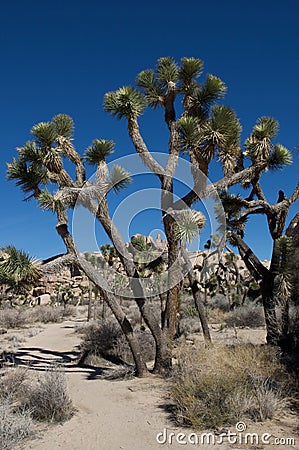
left=0, top=0, right=298, bottom=260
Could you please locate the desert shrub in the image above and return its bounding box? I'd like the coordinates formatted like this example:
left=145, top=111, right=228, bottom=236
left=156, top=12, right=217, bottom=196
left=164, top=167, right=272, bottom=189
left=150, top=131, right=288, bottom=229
left=0, top=367, right=28, bottom=400
left=178, top=317, right=201, bottom=337
left=209, top=294, right=231, bottom=312
left=61, top=304, right=77, bottom=318
left=24, top=364, right=73, bottom=422
left=80, top=320, right=123, bottom=359
left=6, top=333, right=26, bottom=348
left=180, top=304, right=198, bottom=319
left=25, top=327, right=43, bottom=338
left=31, top=306, right=61, bottom=323
left=0, top=398, right=32, bottom=450
left=115, top=329, right=156, bottom=364
left=226, top=303, right=265, bottom=328
left=171, top=344, right=290, bottom=429
left=0, top=308, right=30, bottom=328
left=79, top=319, right=155, bottom=365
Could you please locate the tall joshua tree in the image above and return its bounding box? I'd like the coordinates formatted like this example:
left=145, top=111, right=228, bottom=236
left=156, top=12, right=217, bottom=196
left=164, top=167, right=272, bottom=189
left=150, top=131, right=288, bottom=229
left=7, top=115, right=148, bottom=376
left=219, top=116, right=298, bottom=346
left=103, top=56, right=264, bottom=340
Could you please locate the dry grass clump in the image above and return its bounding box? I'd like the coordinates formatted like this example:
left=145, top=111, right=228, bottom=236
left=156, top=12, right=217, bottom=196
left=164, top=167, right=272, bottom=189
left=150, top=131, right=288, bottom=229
left=0, top=368, right=32, bottom=449
left=178, top=317, right=201, bottom=337
left=0, top=398, right=32, bottom=450
left=226, top=303, right=265, bottom=328
left=24, top=364, right=74, bottom=422
left=0, top=365, right=73, bottom=447
left=79, top=319, right=155, bottom=366
left=80, top=320, right=123, bottom=359
left=61, top=304, right=77, bottom=318
left=0, top=367, right=28, bottom=400
left=30, top=306, right=62, bottom=323
left=171, top=343, right=291, bottom=429
left=209, top=294, right=231, bottom=312
left=0, top=308, right=30, bottom=329
left=0, top=305, right=77, bottom=330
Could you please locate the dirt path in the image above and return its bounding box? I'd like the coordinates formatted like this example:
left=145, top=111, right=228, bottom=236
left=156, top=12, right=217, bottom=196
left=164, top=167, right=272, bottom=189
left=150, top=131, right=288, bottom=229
left=13, top=320, right=213, bottom=450
left=14, top=320, right=298, bottom=450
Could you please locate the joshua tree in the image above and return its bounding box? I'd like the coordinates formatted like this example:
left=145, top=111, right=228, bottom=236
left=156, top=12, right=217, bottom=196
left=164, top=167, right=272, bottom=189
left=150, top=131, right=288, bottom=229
left=103, top=56, right=256, bottom=341
left=7, top=115, right=148, bottom=376
left=218, top=117, right=298, bottom=346
left=8, top=56, right=292, bottom=374
left=0, top=245, right=42, bottom=300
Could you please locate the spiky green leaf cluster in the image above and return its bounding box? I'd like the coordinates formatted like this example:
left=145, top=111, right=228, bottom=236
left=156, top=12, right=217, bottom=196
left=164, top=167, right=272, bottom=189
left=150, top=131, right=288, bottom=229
left=110, top=165, right=132, bottom=192
left=245, top=117, right=279, bottom=163
left=178, top=57, right=204, bottom=93
left=252, top=116, right=278, bottom=140
left=245, top=117, right=291, bottom=169
left=136, top=57, right=206, bottom=111
left=156, top=57, right=179, bottom=88
left=8, top=114, right=77, bottom=197
left=131, top=235, right=151, bottom=252
left=219, top=192, right=247, bottom=237
left=204, top=105, right=241, bottom=149
left=16, top=141, right=39, bottom=163
left=104, top=86, right=147, bottom=119
left=268, top=144, right=292, bottom=170
left=0, top=246, right=42, bottom=294
left=178, top=116, right=200, bottom=152
left=7, top=158, right=47, bottom=193
left=37, top=189, right=57, bottom=211
left=52, top=114, right=74, bottom=138
left=189, top=75, right=227, bottom=116
left=173, top=209, right=205, bottom=243
left=219, top=192, right=244, bottom=220
left=31, top=122, right=57, bottom=148
left=84, top=139, right=115, bottom=165
left=136, top=69, right=164, bottom=108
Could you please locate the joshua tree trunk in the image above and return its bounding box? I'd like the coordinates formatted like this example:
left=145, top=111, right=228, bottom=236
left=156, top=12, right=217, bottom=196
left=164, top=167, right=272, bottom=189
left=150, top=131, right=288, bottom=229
left=230, top=232, right=280, bottom=345
left=96, top=202, right=171, bottom=373
left=181, top=246, right=211, bottom=342
left=87, top=281, right=93, bottom=322
left=78, top=257, right=148, bottom=376
left=51, top=205, right=148, bottom=377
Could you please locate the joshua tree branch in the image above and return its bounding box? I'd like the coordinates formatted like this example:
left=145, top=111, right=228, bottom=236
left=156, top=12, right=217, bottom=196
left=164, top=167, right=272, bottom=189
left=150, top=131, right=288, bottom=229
left=240, top=207, right=266, bottom=220
left=252, top=179, right=267, bottom=202
left=57, top=136, right=86, bottom=186
left=127, top=117, right=165, bottom=181
left=288, top=181, right=299, bottom=205
left=42, top=254, right=77, bottom=274
left=174, top=162, right=267, bottom=208
left=228, top=231, right=270, bottom=280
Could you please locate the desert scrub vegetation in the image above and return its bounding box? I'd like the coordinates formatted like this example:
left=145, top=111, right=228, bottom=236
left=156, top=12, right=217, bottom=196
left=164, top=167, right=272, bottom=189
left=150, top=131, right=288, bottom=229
left=0, top=398, right=32, bottom=450
left=0, top=308, right=30, bottom=329
left=171, top=344, right=291, bottom=429
left=78, top=319, right=155, bottom=366
left=0, top=364, right=73, bottom=448
left=24, top=364, right=74, bottom=422
left=0, top=368, right=32, bottom=449
left=225, top=303, right=265, bottom=328
left=0, top=305, right=76, bottom=329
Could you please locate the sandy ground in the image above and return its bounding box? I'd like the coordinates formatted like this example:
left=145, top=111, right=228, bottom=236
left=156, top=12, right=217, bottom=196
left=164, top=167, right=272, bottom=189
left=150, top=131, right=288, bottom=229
left=6, top=319, right=298, bottom=450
